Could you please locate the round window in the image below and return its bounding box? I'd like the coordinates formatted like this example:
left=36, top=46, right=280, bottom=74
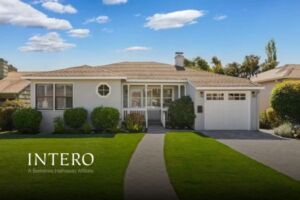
left=97, top=84, right=110, bottom=97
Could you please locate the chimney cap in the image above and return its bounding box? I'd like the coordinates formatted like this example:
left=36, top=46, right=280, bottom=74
left=175, top=52, right=184, bottom=55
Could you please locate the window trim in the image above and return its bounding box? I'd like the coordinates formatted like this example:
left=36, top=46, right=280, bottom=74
left=35, top=84, right=54, bottom=110
left=55, top=84, right=73, bottom=110
left=206, top=93, right=224, bottom=101
left=228, top=93, right=246, bottom=101
left=35, top=82, right=74, bottom=111
left=96, top=82, right=111, bottom=98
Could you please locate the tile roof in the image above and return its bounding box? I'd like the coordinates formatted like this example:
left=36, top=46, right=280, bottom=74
left=251, top=64, right=300, bottom=83
left=0, top=72, right=30, bottom=94
left=24, top=62, right=259, bottom=88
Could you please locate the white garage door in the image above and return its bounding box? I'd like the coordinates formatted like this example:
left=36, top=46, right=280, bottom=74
left=204, top=91, right=251, bottom=130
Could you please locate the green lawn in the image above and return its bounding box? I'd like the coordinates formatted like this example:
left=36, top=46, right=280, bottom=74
left=0, top=133, right=143, bottom=200
left=165, top=132, right=300, bottom=200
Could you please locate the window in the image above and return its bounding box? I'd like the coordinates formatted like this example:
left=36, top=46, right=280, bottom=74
left=36, top=84, right=53, bottom=110
left=130, top=88, right=145, bottom=108
left=97, top=83, right=110, bottom=97
left=123, top=85, right=128, bottom=108
left=163, top=88, right=173, bottom=107
left=206, top=93, right=224, bottom=100
left=147, top=88, right=161, bottom=107
left=55, top=84, right=73, bottom=110
left=229, top=93, right=246, bottom=100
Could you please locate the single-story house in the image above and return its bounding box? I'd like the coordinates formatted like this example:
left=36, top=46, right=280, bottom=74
left=23, top=53, right=263, bottom=132
left=0, top=71, right=31, bottom=105
left=251, top=64, right=300, bottom=112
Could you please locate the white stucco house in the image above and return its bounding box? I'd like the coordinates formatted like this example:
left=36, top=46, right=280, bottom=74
left=23, top=53, right=263, bottom=132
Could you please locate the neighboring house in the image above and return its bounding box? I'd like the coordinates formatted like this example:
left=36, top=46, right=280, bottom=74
left=0, top=71, right=31, bottom=105
left=251, top=64, right=300, bottom=112
left=23, top=53, right=263, bottom=132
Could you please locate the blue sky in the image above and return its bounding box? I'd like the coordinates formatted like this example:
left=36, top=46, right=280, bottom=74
left=0, top=0, right=300, bottom=71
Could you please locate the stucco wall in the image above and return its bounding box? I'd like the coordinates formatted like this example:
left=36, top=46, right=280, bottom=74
left=258, top=81, right=276, bottom=112
left=30, top=79, right=122, bottom=132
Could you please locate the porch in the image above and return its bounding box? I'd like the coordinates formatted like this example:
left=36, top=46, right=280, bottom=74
left=121, top=83, right=186, bottom=128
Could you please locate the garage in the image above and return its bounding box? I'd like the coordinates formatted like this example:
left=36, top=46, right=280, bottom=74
left=204, top=91, right=251, bottom=130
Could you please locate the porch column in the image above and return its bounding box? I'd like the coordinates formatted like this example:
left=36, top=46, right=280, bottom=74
left=160, top=84, right=163, bottom=111
left=145, top=84, right=148, bottom=128
left=178, top=84, right=181, bottom=99
left=127, top=84, right=130, bottom=113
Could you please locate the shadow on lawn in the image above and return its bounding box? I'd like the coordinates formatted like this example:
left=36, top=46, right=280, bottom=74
left=0, top=131, right=118, bottom=140
left=201, top=130, right=286, bottom=140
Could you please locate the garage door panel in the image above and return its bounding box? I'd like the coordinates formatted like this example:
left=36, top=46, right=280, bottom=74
left=204, top=91, right=250, bottom=130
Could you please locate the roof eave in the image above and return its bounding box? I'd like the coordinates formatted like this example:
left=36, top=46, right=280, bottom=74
left=195, top=86, right=265, bottom=90
left=22, top=76, right=127, bottom=80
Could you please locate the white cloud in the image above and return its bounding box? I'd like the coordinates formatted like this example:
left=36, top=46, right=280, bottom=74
left=122, top=46, right=151, bottom=52
left=214, top=15, right=227, bottom=21
left=0, top=0, right=72, bottom=30
left=68, top=29, right=90, bottom=38
left=19, top=32, right=75, bottom=52
left=103, top=0, right=127, bottom=5
left=85, top=16, right=109, bottom=24
left=145, top=9, right=205, bottom=30
left=42, top=1, right=77, bottom=14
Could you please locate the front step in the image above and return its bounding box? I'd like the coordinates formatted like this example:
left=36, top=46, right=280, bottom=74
left=147, top=125, right=166, bottom=134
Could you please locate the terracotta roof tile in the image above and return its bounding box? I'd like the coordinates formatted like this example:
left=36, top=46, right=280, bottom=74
left=0, top=72, right=30, bottom=94
left=24, top=62, right=259, bottom=88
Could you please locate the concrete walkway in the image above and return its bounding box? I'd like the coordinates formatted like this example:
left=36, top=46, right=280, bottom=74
left=203, top=130, right=300, bottom=181
left=124, top=126, right=178, bottom=200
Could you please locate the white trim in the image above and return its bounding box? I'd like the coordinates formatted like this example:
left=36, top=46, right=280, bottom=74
left=34, top=82, right=74, bottom=111
left=24, top=77, right=126, bottom=80
left=96, top=82, right=111, bottom=98
left=127, top=79, right=187, bottom=83
left=196, top=86, right=264, bottom=90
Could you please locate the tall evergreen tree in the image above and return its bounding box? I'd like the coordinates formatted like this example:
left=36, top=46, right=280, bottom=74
left=184, top=57, right=211, bottom=71
left=261, top=39, right=278, bottom=72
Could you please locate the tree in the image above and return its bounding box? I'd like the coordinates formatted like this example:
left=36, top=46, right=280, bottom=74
left=194, top=57, right=211, bottom=71
left=224, top=62, right=240, bottom=77
left=261, top=39, right=278, bottom=72
left=211, top=56, right=224, bottom=74
left=240, top=55, right=260, bottom=78
left=184, top=57, right=211, bottom=71
left=271, top=81, right=300, bottom=123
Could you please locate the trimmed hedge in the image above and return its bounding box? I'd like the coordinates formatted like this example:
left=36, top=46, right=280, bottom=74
left=91, top=107, right=119, bottom=132
left=12, top=108, right=42, bottom=133
left=271, top=81, right=300, bottom=123
left=124, top=112, right=145, bottom=133
left=168, top=96, right=196, bottom=129
left=63, top=108, right=88, bottom=129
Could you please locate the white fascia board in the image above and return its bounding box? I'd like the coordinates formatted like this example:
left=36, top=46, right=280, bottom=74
left=22, top=76, right=127, bottom=80
left=126, top=79, right=187, bottom=83
left=196, top=86, right=265, bottom=90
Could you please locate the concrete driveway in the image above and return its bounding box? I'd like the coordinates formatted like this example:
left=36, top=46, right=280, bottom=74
left=202, top=130, right=300, bottom=181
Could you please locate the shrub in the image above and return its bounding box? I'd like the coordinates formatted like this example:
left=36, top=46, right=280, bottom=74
left=91, top=107, right=120, bottom=132
left=0, top=100, right=27, bottom=131
left=63, top=108, right=88, bottom=129
left=53, top=117, right=65, bottom=134
left=266, top=107, right=282, bottom=128
left=168, top=96, right=196, bottom=129
left=124, top=112, right=145, bottom=132
left=271, top=81, right=300, bottom=123
left=12, top=108, right=42, bottom=133
left=259, top=111, right=271, bottom=129
left=274, top=123, right=294, bottom=138
left=82, top=122, right=92, bottom=134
